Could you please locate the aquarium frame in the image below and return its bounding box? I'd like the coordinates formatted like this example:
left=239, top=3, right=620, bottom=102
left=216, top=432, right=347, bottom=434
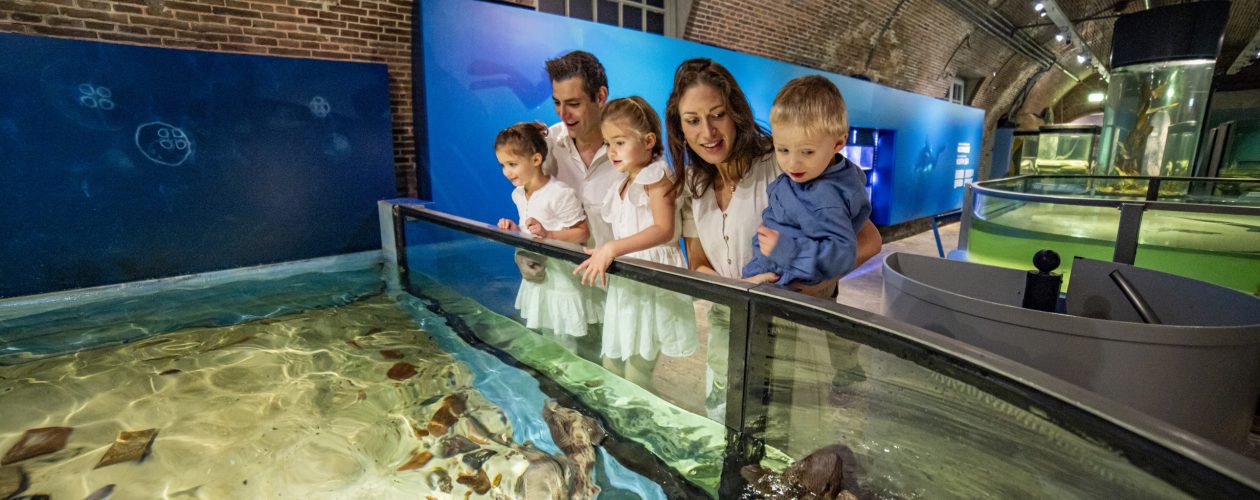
left=389, top=201, right=1260, bottom=497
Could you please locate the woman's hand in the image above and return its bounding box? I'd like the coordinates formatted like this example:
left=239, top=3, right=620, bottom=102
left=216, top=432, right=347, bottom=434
left=756, top=225, right=780, bottom=256
left=574, top=245, right=617, bottom=287
left=790, top=277, right=839, bottom=300
left=498, top=219, right=519, bottom=232
left=524, top=217, right=550, bottom=239
left=743, top=272, right=780, bottom=284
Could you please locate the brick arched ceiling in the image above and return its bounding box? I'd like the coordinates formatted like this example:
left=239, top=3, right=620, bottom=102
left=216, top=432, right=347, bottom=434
left=683, top=0, right=1259, bottom=172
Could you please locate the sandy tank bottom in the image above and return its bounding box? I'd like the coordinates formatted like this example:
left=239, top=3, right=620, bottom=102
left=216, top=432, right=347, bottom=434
left=0, top=294, right=566, bottom=499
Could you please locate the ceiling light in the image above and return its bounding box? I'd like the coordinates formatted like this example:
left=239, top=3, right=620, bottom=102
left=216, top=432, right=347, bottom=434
left=1039, top=11, right=1047, bottom=17
left=1076, top=54, right=1087, bottom=64
left=1055, top=32, right=1065, bottom=42
left=1034, top=2, right=1045, bottom=11
left=1087, top=92, right=1104, bottom=103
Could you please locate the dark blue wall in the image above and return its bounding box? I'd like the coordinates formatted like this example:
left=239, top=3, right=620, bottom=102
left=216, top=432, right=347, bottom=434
left=416, top=0, right=985, bottom=227
left=0, top=33, right=397, bottom=298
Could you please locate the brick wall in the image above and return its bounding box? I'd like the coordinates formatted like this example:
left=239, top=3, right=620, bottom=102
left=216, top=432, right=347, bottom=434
left=0, top=0, right=419, bottom=197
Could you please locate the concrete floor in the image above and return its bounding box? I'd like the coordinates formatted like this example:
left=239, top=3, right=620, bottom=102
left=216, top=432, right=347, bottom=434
left=835, top=220, right=960, bottom=314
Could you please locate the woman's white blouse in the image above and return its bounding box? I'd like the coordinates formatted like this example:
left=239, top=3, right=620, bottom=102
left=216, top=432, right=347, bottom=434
left=680, top=154, right=779, bottom=279
left=511, top=178, right=586, bottom=237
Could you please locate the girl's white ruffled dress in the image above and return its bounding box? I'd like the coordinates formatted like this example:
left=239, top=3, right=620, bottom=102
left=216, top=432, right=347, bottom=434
left=512, top=179, right=602, bottom=337
left=599, top=160, right=698, bottom=361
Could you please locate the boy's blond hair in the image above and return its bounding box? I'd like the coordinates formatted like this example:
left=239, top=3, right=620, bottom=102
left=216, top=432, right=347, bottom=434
left=769, top=75, right=849, bottom=140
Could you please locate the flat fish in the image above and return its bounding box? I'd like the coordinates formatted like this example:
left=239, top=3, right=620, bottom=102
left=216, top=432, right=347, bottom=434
left=514, top=446, right=567, bottom=500
left=542, top=400, right=604, bottom=500
left=84, top=484, right=115, bottom=500
left=0, top=465, right=27, bottom=499
left=95, top=429, right=158, bottom=469
left=2, top=427, right=72, bottom=465
left=387, top=362, right=418, bottom=381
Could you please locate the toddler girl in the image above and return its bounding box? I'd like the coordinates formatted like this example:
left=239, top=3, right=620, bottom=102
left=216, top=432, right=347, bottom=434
left=574, top=97, right=698, bottom=391
left=494, top=122, right=601, bottom=351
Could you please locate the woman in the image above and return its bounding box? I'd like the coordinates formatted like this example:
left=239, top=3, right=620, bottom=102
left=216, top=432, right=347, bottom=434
left=665, top=58, right=880, bottom=421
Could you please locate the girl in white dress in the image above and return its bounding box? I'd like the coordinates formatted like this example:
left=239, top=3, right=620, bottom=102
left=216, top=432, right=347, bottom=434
left=575, top=97, right=698, bottom=392
left=493, top=122, right=601, bottom=350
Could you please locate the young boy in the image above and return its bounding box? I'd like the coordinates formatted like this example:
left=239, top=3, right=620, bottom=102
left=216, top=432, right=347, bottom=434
left=742, top=75, right=872, bottom=287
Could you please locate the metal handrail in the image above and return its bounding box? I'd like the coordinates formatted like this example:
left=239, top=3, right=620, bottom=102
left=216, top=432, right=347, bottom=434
left=970, top=175, right=1260, bottom=217
left=392, top=202, right=1260, bottom=496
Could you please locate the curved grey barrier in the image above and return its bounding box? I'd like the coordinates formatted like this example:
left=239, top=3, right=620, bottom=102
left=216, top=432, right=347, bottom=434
left=882, top=252, right=1260, bottom=448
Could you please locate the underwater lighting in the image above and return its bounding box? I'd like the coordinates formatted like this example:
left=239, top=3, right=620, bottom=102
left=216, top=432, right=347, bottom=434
left=1087, top=92, right=1104, bottom=103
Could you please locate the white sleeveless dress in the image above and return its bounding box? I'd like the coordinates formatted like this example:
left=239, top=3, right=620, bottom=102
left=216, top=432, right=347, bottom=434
left=512, top=179, right=603, bottom=337
left=599, top=160, right=698, bottom=361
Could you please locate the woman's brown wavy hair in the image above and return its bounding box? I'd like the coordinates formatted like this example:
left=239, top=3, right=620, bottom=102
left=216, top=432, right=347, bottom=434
left=665, top=58, right=772, bottom=198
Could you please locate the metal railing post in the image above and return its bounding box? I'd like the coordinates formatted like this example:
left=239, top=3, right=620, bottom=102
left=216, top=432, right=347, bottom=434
left=1112, top=203, right=1146, bottom=265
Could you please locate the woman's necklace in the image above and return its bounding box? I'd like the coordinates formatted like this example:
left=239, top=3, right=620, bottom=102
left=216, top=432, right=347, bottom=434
left=718, top=170, right=738, bottom=194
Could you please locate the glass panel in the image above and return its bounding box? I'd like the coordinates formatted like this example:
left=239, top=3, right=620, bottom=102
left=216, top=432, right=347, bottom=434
left=568, top=0, right=593, bottom=20
left=646, top=10, right=665, bottom=34
left=402, top=216, right=733, bottom=495
left=623, top=5, right=642, bottom=30
left=1221, top=119, right=1260, bottom=179
left=597, top=0, right=619, bottom=25
left=968, top=195, right=1119, bottom=285
left=646, top=0, right=665, bottom=7
left=1173, top=179, right=1260, bottom=205
left=751, top=316, right=1187, bottom=498
left=538, top=0, right=565, bottom=15
left=1099, top=60, right=1215, bottom=176
left=1016, top=134, right=1040, bottom=175
left=1034, top=127, right=1098, bottom=175
left=1136, top=209, right=1260, bottom=294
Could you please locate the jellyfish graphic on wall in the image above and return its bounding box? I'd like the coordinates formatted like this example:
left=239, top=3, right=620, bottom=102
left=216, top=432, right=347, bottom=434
left=308, top=96, right=330, bottom=118
left=134, top=121, right=193, bottom=166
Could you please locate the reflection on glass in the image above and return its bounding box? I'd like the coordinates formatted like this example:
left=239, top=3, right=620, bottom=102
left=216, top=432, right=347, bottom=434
left=1220, top=119, right=1260, bottom=181
left=403, top=218, right=725, bottom=493
left=752, top=317, right=1188, bottom=499
left=1012, top=132, right=1040, bottom=176
left=1136, top=210, right=1260, bottom=295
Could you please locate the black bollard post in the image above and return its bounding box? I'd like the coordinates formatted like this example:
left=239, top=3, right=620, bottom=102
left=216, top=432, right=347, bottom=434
left=1022, top=250, right=1063, bottom=312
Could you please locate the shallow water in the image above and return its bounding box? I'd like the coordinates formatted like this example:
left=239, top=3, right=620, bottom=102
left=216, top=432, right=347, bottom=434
left=0, top=294, right=662, bottom=499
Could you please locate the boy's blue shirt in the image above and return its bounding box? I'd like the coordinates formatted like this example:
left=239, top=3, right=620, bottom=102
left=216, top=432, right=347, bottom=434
left=742, top=154, right=873, bottom=286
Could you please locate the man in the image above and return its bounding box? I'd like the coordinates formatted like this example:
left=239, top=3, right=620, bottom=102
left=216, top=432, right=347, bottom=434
left=542, top=51, right=620, bottom=247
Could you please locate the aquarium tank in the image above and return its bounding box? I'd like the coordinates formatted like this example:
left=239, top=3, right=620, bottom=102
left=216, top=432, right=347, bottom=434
left=1220, top=120, right=1260, bottom=180
left=1035, top=125, right=1099, bottom=175
left=1097, top=59, right=1215, bottom=177
left=1012, top=131, right=1040, bottom=175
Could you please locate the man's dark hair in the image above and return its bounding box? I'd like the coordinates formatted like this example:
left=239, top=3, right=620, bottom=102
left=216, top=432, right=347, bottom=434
left=545, top=50, right=608, bottom=101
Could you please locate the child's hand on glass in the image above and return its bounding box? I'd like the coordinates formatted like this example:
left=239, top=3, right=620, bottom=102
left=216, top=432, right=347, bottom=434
left=743, top=272, right=780, bottom=284
left=498, top=219, right=519, bottom=232
left=757, top=225, right=780, bottom=256
left=524, top=217, right=550, bottom=239
left=574, top=245, right=616, bottom=287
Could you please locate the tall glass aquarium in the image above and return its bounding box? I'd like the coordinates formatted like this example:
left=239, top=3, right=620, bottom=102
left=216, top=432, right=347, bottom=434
left=1035, top=125, right=1100, bottom=175
left=1012, top=130, right=1040, bottom=175
left=1097, top=59, right=1215, bottom=177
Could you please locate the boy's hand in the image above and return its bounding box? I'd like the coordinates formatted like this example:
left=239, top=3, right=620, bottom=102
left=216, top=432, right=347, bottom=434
left=756, top=226, right=780, bottom=256
left=498, top=219, right=519, bottom=232
left=743, top=272, right=780, bottom=284
left=524, top=217, right=550, bottom=239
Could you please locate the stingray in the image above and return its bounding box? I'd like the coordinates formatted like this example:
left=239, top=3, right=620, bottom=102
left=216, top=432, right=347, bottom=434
left=542, top=400, right=604, bottom=500
left=2, top=427, right=72, bottom=465
left=95, top=429, right=157, bottom=469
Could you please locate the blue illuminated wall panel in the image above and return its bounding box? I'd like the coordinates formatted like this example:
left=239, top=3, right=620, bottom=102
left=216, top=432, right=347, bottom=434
left=418, top=0, right=984, bottom=227
left=0, top=33, right=396, bottom=298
